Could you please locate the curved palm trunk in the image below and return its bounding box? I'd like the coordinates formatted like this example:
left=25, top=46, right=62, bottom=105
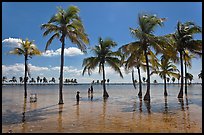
left=164, top=75, right=167, bottom=96
left=102, top=63, right=109, bottom=98
left=144, top=50, right=150, bottom=101
left=24, top=55, right=28, bottom=99
left=137, top=66, right=142, bottom=98
left=184, top=59, right=187, bottom=95
left=132, top=69, right=136, bottom=89
left=59, top=36, right=65, bottom=104
left=178, top=51, right=184, bottom=98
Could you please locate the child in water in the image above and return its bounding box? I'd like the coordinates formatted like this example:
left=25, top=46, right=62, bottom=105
left=76, top=91, right=81, bottom=102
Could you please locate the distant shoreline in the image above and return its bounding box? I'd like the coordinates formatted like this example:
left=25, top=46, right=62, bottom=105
left=2, top=82, right=202, bottom=86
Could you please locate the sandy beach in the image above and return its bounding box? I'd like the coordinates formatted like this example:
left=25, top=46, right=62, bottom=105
left=2, top=84, right=202, bottom=133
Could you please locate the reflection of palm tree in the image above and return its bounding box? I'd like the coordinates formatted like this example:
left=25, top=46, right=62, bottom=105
left=41, top=6, right=89, bottom=104
left=164, top=97, right=168, bottom=114
left=82, top=37, right=123, bottom=98
left=144, top=101, right=151, bottom=114
left=9, top=39, right=41, bottom=98
left=58, top=104, right=63, bottom=132
left=22, top=98, right=27, bottom=132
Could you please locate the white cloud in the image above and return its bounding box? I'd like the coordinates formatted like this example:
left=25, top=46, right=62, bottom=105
left=42, top=47, right=84, bottom=57
left=2, top=37, right=22, bottom=48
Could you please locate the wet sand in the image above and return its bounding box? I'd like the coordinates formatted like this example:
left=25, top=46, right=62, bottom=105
left=2, top=84, right=202, bottom=133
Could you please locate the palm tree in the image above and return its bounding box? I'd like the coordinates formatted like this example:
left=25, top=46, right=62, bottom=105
left=167, top=21, right=202, bottom=98
left=41, top=6, right=89, bottom=104
left=171, top=77, right=176, bottom=84
left=198, top=70, right=202, bottom=79
left=82, top=37, right=123, bottom=98
left=128, top=13, right=166, bottom=101
left=153, top=80, right=157, bottom=84
left=119, top=41, right=147, bottom=98
left=2, top=76, right=7, bottom=83
left=37, top=76, right=40, bottom=83
left=186, top=73, right=193, bottom=85
left=151, top=55, right=179, bottom=96
left=166, top=77, right=170, bottom=84
left=9, top=38, right=41, bottom=98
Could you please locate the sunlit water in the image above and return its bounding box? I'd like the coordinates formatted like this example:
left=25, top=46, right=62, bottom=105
left=2, top=84, right=202, bottom=133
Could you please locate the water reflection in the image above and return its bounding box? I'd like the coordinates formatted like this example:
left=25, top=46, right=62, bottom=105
left=22, top=98, right=27, bottom=132
left=178, top=97, right=191, bottom=132
left=101, top=98, right=107, bottom=129
left=178, top=98, right=184, bottom=111
left=58, top=104, right=63, bottom=132
left=139, top=97, right=142, bottom=113
left=164, top=97, right=168, bottom=114
left=91, top=93, right=93, bottom=101
left=144, top=101, right=151, bottom=114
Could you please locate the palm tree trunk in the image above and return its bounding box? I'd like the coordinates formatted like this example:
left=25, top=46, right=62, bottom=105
left=102, top=63, right=109, bottom=98
left=144, top=50, right=150, bottom=101
left=178, top=51, right=184, bottom=98
left=184, top=59, right=187, bottom=95
left=24, top=55, right=27, bottom=99
left=164, top=75, right=167, bottom=96
left=137, top=66, right=142, bottom=98
left=59, top=36, right=65, bottom=104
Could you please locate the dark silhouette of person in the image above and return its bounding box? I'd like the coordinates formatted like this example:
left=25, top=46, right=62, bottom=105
left=90, top=85, right=93, bottom=94
left=76, top=91, right=80, bottom=102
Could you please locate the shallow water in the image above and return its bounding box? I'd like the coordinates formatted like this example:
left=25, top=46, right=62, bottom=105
left=2, top=84, right=202, bottom=133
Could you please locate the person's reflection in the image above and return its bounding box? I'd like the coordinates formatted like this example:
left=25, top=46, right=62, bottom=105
left=58, top=104, right=63, bottom=132
left=22, top=98, right=27, bottom=132
left=91, top=93, right=93, bottom=101
left=30, top=102, right=37, bottom=110
left=139, top=97, right=142, bottom=113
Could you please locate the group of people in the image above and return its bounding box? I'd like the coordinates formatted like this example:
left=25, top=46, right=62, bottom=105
left=76, top=85, right=94, bottom=103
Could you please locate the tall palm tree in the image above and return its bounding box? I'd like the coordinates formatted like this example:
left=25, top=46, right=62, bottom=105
left=128, top=13, right=166, bottom=101
left=82, top=37, right=123, bottom=98
left=9, top=39, right=41, bottom=98
left=167, top=21, right=202, bottom=98
left=151, top=55, right=179, bottom=96
left=41, top=6, right=89, bottom=104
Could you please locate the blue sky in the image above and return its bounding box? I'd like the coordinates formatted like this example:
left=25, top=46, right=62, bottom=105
left=2, top=2, right=202, bottom=83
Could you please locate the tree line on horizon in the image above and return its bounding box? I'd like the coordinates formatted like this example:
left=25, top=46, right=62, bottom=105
left=5, top=5, right=202, bottom=104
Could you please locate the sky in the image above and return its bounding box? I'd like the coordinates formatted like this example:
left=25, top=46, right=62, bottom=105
left=2, top=2, right=202, bottom=83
